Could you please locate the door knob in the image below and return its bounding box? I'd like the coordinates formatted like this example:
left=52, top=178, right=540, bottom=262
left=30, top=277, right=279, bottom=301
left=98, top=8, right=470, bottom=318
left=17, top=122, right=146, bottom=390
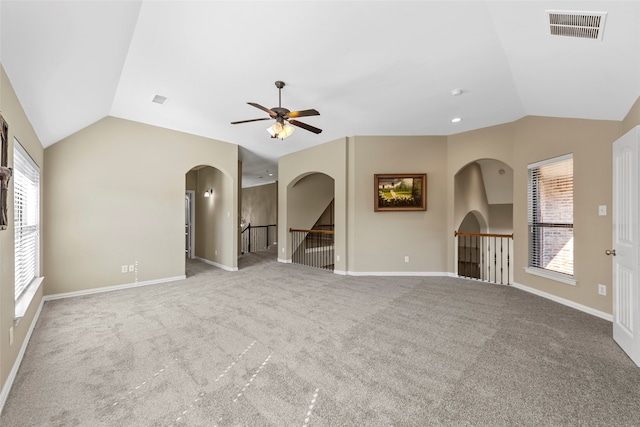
left=605, top=249, right=616, bottom=256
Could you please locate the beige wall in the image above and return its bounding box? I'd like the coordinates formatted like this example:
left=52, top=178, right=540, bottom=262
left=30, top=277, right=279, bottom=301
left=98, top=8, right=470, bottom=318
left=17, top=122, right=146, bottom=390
left=287, top=173, right=334, bottom=230
left=510, top=116, right=619, bottom=313
left=44, top=116, right=239, bottom=295
left=0, top=66, right=45, bottom=397
left=350, top=135, right=449, bottom=273
left=185, top=169, right=197, bottom=191
left=488, top=204, right=513, bottom=234
left=458, top=213, right=480, bottom=233
left=241, top=182, right=277, bottom=228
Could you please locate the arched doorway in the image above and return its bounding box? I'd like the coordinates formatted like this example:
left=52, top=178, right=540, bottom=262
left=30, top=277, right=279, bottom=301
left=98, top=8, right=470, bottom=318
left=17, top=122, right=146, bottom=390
left=454, top=159, right=513, bottom=283
left=185, top=164, right=236, bottom=274
left=286, top=172, right=335, bottom=270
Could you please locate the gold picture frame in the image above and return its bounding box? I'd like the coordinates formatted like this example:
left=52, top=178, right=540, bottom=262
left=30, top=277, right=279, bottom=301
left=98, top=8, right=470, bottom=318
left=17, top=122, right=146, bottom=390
left=0, top=114, right=10, bottom=230
left=374, top=173, right=426, bottom=212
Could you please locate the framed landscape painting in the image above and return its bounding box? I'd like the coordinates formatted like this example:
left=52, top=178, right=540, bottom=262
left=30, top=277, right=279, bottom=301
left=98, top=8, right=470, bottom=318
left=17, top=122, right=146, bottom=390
left=374, top=173, right=426, bottom=212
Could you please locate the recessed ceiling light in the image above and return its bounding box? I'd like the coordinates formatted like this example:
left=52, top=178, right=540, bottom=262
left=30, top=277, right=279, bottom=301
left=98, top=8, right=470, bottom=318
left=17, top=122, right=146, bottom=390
left=451, top=117, right=462, bottom=123
left=451, top=89, right=463, bottom=96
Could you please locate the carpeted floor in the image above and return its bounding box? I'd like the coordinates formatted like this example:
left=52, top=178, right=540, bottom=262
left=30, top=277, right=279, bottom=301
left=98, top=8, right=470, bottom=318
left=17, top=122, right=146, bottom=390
left=1, top=248, right=639, bottom=426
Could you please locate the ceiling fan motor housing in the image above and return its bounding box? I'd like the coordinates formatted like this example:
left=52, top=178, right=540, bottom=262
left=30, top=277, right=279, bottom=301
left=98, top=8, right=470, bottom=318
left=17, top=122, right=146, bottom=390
left=230, top=80, right=322, bottom=135
left=271, top=107, right=290, bottom=117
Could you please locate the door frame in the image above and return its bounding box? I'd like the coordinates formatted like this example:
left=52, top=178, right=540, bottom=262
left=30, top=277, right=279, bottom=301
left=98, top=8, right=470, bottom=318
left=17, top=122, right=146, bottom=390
left=186, top=190, right=195, bottom=259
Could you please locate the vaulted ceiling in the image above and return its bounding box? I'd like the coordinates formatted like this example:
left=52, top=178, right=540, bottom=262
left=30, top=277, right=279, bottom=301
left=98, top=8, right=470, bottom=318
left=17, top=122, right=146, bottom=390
left=2, top=1, right=639, bottom=187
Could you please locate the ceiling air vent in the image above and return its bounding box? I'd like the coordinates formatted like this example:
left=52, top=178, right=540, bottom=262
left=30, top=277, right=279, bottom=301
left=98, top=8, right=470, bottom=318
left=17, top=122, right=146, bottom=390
left=547, top=10, right=607, bottom=40
left=151, top=94, right=168, bottom=105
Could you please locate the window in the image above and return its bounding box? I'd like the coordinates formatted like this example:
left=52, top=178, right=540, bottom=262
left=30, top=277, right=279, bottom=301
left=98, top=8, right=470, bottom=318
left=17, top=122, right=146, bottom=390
left=527, top=154, right=574, bottom=283
left=14, top=139, right=40, bottom=301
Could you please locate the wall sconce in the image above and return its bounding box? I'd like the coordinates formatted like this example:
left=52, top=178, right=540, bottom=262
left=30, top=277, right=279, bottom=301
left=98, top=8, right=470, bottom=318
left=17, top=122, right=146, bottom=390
left=204, top=188, right=213, bottom=198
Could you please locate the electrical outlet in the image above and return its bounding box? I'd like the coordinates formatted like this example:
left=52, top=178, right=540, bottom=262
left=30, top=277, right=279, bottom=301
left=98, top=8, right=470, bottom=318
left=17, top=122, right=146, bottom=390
left=282, top=248, right=285, bottom=253
left=9, top=326, right=14, bottom=346
left=128, top=265, right=134, bottom=272
left=598, top=205, right=607, bottom=216
left=598, top=284, right=607, bottom=296
left=336, top=255, right=340, bottom=262
left=215, top=250, right=217, bottom=256
left=121, top=265, right=128, bottom=273
left=404, top=256, right=410, bottom=263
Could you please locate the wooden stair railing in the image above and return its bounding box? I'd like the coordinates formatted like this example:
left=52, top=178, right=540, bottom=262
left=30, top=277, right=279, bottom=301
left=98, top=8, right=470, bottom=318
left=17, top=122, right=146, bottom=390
left=455, top=231, right=514, bottom=285
left=290, top=227, right=335, bottom=271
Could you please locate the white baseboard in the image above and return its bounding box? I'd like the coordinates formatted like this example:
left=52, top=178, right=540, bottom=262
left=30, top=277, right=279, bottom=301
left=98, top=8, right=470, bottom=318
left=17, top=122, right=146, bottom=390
left=44, top=275, right=186, bottom=301
left=0, top=297, right=45, bottom=415
left=333, top=269, right=347, bottom=275
left=345, top=271, right=455, bottom=277
left=195, top=257, right=238, bottom=272
left=511, top=281, right=613, bottom=322
left=277, top=258, right=292, bottom=264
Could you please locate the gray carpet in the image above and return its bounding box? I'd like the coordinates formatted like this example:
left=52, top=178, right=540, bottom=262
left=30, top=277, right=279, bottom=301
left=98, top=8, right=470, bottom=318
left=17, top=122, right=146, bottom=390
left=2, top=248, right=639, bottom=426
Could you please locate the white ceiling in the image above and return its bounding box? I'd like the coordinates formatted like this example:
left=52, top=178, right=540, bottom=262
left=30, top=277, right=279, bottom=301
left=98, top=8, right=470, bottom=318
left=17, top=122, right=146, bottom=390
left=2, top=1, right=639, bottom=187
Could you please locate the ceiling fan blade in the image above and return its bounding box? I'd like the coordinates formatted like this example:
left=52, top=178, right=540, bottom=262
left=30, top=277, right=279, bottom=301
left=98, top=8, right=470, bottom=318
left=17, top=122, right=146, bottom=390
left=230, top=117, right=271, bottom=125
left=289, top=119, right=322, bottom=134
left=247, top=102, right=277, bottom=117
left=286, top=109, right=320, bottom=119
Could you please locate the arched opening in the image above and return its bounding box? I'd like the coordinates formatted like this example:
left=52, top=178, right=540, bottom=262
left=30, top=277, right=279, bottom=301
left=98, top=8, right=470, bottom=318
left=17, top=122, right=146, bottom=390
left=454, top=159, right=513, bottom=283
left=458, top=210, right=487, bottom=234
left=456, top=211, right=487, bottom=279
left=185, top=164, right=234, bottom=275
left=239, top=181, right=278, bottom=256
left=286, top=172, right=335, bottom=270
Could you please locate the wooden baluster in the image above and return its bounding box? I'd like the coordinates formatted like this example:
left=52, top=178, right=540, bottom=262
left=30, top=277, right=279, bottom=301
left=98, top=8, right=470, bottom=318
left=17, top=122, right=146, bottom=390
left=493, top=236, right=497, bottom=284
left=507, top=238, right=511, bottom=285
left=500, top=237, right=504, bottom=284
left=487, top=236, right=491, bottom=281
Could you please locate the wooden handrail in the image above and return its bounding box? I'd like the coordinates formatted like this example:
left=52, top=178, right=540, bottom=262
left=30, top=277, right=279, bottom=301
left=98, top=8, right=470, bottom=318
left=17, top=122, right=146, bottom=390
left=290, top=228, right=335, bottom=235
left=455, top=231, right=513, bottom=239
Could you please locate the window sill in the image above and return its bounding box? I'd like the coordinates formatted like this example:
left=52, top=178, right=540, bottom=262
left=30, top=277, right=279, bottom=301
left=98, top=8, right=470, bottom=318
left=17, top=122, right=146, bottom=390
left=15, top=276, right=44, bottom=324
left=525, top=267, right=575, bottom=286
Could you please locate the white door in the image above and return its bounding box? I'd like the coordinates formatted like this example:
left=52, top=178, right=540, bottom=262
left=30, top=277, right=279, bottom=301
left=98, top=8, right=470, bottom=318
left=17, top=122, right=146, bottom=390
left=612, top=126, right=640, bottom=366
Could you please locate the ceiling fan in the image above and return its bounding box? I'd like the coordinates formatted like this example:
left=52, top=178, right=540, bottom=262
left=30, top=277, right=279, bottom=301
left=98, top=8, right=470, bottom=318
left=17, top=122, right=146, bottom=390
left=230, top=81, right=322, bottom=139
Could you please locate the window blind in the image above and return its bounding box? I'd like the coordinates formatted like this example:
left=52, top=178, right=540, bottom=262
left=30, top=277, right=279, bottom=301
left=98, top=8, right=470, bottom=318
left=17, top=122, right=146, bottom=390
left=528, top=154, right=574, bottom=277
left=14, top=139, right=40, bottom=300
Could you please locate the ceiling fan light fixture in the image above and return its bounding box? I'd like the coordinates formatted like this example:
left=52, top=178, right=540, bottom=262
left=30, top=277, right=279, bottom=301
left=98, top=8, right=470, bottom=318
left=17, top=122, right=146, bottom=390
left=282, top=123, right=294, bottom=138
left=267, top=120, right=294, bottom=139
left=266, top=122, right=281, bottom=138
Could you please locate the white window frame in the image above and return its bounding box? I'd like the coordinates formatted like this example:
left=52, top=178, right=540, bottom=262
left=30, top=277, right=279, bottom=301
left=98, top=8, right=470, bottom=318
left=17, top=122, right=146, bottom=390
left=526, top=153, right=575, bottom=286
left=14, top=138, right=43, bottom=319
